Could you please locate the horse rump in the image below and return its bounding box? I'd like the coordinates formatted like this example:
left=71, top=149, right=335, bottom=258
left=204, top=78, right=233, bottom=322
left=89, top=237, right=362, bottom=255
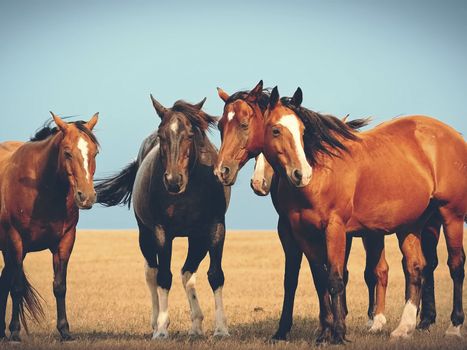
left=95, top=160, right=138, bottom=208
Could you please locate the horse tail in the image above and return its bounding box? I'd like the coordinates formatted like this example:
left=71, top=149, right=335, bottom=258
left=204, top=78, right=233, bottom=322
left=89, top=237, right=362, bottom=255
left=464, top=215, right=467, bottom=224
left=95, top=160, right=138, bottom=208
left=18, top=270, right=45, bottom=333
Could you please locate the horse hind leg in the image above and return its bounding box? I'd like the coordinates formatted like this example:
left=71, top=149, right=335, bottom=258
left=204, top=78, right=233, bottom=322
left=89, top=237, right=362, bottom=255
left=417, top=213, right=441, bottom=331
left=0, top=260, right=12, bottom=339
left=181, top=236, right=209, bottom=336
left=363, top=235, right=388, bottom=333
left=391, top=231, right=426, bottom=339
left=440, top=208, right=465, bottom=337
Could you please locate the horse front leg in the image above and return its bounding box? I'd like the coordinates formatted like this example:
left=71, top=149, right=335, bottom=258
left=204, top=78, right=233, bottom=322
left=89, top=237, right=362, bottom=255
left=325, top=218, right=348, bottom=344
left=153, top=225, right=172, bottom=340
left=51, top=228, right=76, bottom=341
left=271, top=216, right=303, bottom=342
left=207, top=221, right=229, bottom=337
left=0, top=253, right=12, bottom=339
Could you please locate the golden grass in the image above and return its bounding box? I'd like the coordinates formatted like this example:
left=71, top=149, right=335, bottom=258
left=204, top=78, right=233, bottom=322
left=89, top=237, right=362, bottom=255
left=0, top=229, right=466, bottom=349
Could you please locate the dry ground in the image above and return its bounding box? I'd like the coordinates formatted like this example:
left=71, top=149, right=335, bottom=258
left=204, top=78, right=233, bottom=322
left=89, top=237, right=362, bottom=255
left=0, top=229, right=466, bottom=350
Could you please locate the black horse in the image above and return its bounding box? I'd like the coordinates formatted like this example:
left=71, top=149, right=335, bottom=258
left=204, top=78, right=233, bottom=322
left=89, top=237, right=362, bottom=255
left=96, top=96, right=230, bottom=339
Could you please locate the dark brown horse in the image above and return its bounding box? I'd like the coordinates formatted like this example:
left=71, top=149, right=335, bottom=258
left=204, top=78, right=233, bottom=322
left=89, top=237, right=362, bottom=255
left=263, top=86, right=466, bottom=342
left=0, top=113, right=99, bottom=341
left=214, top=81, right=388, bottom=342
left=96, top=96, right=230, bottom=339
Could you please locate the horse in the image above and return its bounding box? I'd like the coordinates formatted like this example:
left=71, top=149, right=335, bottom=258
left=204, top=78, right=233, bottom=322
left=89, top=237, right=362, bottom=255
left=263, top=86, right=466, bottom=343
left=95, top=96, right=230, bottom=339
left=0, top=112, right=99, bottom=341
left=214, top=81, right=388, bottom=342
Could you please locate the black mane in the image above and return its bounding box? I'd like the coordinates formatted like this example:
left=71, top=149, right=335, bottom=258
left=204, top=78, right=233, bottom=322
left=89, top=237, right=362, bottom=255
left=226, top=89, right=271, bottom=112
left=30, top=118, right=99, bottom=146
left=170, top=100, right=217, bottom=134
left=281, top=97, right=370, bottom=165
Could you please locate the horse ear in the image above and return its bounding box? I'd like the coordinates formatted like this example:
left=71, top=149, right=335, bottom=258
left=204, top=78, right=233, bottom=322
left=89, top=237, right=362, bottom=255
left=150, top=94, right=167, bottom=118
left=193, top=97, right=207, bottom=110
left=341, top=114, right=349, bottom=123
left=217, top=87, right=230, bottom=102
left=246, top=80, right=263, bottom=102
left=50, top=111, right=68, bottom=132
left=291, top=87, right=303, bottom=107
left=269, top=86, right=279, bottom=109
left=86, top=112, right=99, bottom=130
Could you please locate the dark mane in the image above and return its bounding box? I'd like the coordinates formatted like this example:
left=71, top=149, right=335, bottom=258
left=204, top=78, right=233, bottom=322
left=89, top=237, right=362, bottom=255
left=171, top=100, right=217, bottom=133
left=226, top=89, right=271, bottom=113
left=281, top=97, right=370, bottom=165
left=30, top=119, right=99, bottom=146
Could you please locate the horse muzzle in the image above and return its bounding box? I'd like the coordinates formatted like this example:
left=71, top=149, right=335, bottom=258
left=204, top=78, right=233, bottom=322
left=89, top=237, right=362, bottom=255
left=215, top=162, right=239, bottom=186
left=250, top=178, right=270, bottom=196
left=75, top=190, right=96, bottom=209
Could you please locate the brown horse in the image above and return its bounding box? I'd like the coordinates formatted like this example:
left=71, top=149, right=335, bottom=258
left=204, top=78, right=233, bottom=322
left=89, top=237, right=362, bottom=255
left=263, top=86, right=466, bottom=343
left=215, top=81, right=388, bottom=342
left=0, top=113, right=99, bottom=341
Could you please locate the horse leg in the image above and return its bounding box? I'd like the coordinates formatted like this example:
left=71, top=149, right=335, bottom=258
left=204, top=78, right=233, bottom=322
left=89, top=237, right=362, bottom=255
left=391, top=231, right=426, bottom=338
left=439, top=208, right=465, bottom=337
left=363, top=235, right=388, bottom=332
left=0, top=254, right=12, bottom=339
left=342, top=235, right=353, bottom=318
left=271, top=216, right=303, bottom=341
left=138, top=219, right=159, bottom=334
left=51, top=228, right=76, bottom=341
left=207, top=221, right=229, bottom=337
left=325, top=218, right=348, bottom=344
left=417, top=213, right=441, bottom=330
left=181, top=236, right=209, bottom=336
left=153, top=225, right=172, bottom=339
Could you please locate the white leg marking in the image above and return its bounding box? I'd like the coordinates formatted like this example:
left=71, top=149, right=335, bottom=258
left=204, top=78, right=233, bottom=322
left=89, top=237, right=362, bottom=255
left=227, top=111, right=235, bottom=122
left=391, top=300, right=417, bottom=338
left=181, top=271, right=204, bottom=336
left=213, top=287, right=229, bottom=336
left=77, top=137, right=90, bottom=181
left=277, top=114, right=312, bottom=184
left=144, top=263, right=159, bottom=331
left=369, top=313, right=387, bottom=333
left=445, top=324, right=463, bottom=337
left=153, top=287, right=170, bottom=339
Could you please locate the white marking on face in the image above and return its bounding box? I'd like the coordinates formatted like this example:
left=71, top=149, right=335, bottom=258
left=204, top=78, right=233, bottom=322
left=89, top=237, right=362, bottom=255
left=169, top=120, right=179, bottom=133
left=181, top=271, right=204, bottom=335
left=251, top=153, right=266, bottom=186
left=213, top=287, right=229, bottom=336
left=227, top=111, right=235, bottom=122
left=277, top=114, right=312, bottom=184
left=390, top=300, right=417, bottom=338
left=153, top=287, right=170, bottom=339
left=77, top=137, right=90, bottom=181
left=144, top=263, right=159, bottom=331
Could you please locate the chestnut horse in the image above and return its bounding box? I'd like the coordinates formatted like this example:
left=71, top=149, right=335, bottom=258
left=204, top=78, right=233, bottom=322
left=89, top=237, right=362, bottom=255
left=263, top=86, right=466, bottom=343
left=96, top=97, right=230, bottom=339
left=215, top=81, right=388, bottom=342
left=0, top=113, right=99, bottom=341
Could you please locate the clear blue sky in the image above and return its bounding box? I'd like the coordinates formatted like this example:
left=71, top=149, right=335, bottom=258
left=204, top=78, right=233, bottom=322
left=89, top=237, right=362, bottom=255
left=1, top=0, right=466, bottom=230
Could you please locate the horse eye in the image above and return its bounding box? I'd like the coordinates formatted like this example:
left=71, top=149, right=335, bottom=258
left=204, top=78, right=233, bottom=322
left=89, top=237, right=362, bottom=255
left=240, top=121, right=249, bottom=130
left=64, top=150, right=72, bottom=159
left=272, top=128, right=281, bottom=137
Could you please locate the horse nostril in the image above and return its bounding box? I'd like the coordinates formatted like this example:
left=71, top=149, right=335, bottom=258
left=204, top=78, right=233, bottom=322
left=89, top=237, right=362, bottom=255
left=221, top=166, right=230, bottom=176
left=77, top=190, right=85, bottom=201
left=164, top=172, right=171, bottom=182
left=293, top=169, right=303, bottom=181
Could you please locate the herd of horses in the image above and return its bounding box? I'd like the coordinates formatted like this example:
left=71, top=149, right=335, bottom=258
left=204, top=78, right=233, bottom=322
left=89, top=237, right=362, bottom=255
left=0, top=81, right=465, bottom=345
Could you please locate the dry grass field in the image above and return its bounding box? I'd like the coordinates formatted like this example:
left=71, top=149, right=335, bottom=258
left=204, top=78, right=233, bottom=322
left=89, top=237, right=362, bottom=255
left=0, top=229, right=466, bottom=350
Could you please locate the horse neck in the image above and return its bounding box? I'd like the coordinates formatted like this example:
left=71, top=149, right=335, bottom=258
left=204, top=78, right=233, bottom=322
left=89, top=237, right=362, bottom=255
left=28, top=133, right=69, bottom=191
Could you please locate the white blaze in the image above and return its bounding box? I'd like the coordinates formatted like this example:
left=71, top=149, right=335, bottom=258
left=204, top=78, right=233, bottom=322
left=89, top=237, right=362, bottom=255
left=277, top=114, right=312, bottom=182
left=170, top=120, right=178, bottom=133
left=227, top=111, right=235, bottom=122
left=252, top=153, right=266, bottom=183
left=77, top=137, right=90, bottom=181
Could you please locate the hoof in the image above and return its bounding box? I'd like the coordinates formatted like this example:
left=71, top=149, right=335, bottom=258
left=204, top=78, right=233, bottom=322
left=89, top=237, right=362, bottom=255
left=60, top=332, right=75, bottom=342
left=8, top=333, right=21, bottom=343
left=390, top=326, right=413, bottom=339
left=152, top=330, right=169, bottom=340
left=368, top=314, right=386, bottom=333
left=315, top=328, right=331, bottom=346
left=213, top=328, right=230, bottom=338
left=417, top=318, right=435, bottom=331
left=270, top=332, right=287, bottom=343
left=188, top=329, right=204, bottom=337
left=445, top=324, right=462, bottom=338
